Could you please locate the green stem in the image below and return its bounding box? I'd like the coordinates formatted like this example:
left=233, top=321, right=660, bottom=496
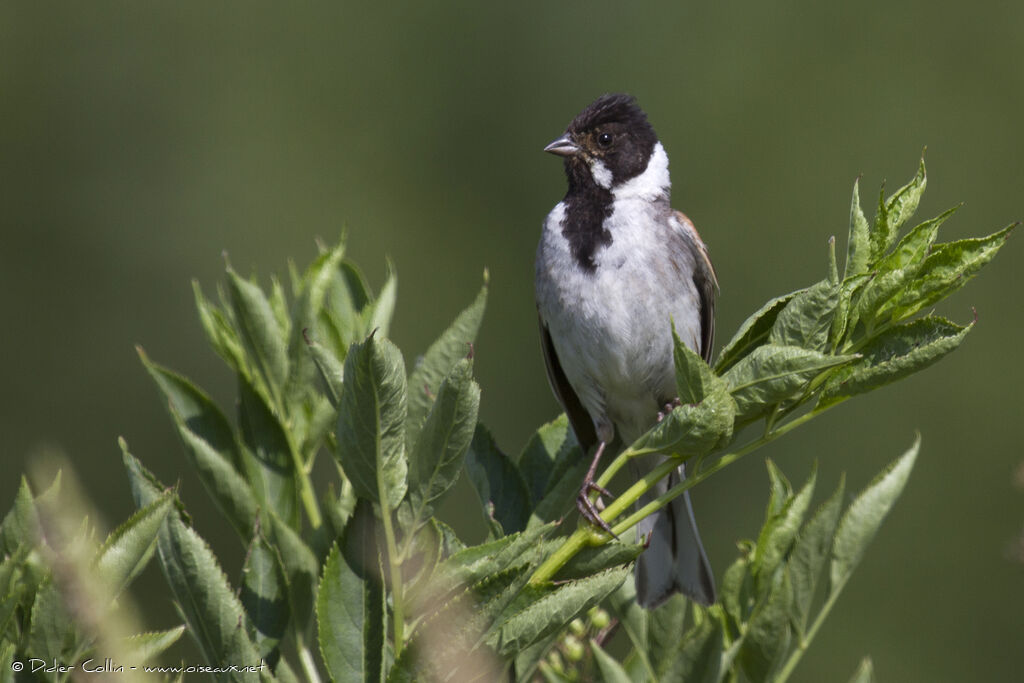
left=287, top=433, right=323, bottom=531
left=379, top=501, right=405, bottom=655
left=530, top=403, right=840, bottom=586
left=774, top=576, right=849, bottom=683
left=296, top=634, right=324, bottom=683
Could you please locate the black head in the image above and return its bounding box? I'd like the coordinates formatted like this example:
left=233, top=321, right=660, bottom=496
left=544, top=93, right=660, bottom=191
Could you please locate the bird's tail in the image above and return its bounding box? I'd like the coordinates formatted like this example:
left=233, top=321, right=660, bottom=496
left=633, top=462, right=716, bottom=608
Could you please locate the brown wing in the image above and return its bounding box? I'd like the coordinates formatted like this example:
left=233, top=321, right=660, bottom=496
left=538, top=314, right=597, bottom=452
left=673, top=210, right=718, bottom=363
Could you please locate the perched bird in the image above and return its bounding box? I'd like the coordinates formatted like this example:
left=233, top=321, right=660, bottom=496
left=535, top=93, right=718, bottom=607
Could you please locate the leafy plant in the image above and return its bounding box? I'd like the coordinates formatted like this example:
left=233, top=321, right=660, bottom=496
left=4, top=158, right=1008, bottom=681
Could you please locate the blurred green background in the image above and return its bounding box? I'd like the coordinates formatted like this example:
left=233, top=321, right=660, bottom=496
left=3, top=2, right=1022, bottom=680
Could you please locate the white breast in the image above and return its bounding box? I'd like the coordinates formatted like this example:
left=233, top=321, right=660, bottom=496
left=536, top=196, right=703, bottom=445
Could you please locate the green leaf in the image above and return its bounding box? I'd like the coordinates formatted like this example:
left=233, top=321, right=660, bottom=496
left=674, top=323, right=714, bottom=404
left=408, top=359, right=480, bottom=525
left=628, top=377, right=735, bottom=459
left=888, top=223, right=1016, bottom=321
left=885, top=155, right=927, bottom=238
left=193, top=280, right=246, bottom=374
left=590, top=638, right=633, bottom=683
left=789, top=475, right=845, bottom=631
left=161, top=509, right=262, bottom=672
left=94, top=491, right=175, bottom=601
left=831, top=437, right=919, bottom=591
left=406, top=279, right=487, bottom=452
left=306, top=336, right=346, bottom=406
left=714, top=289, right=802, bottom=373
left=365, top=263, right=398, bottom=339
left=518, top=414, right=576, bottom=506
left=723, top=345, right=858, bottom=422
left=28, top=580, right=75, bottom=661
left=754, top=463, right=815, bottom=587
left=287, top=242, right=347, bottom=373
left=318, top=505, right=385, bottom=683
left=829, top=273, right=871, bottom=350
left=853, top=207, right=956, bottom=326
left=552, top=540, right=644, bottom=581
left=121, top=444, right=263, bottom=675
left=769, top=278, right=840, bottom=352
left=227, top=267, right=289, bottom=402
left=490, top=566, right=629, bottom=656
left=465, top=423, right=531, bottom=535
left=648, top=594, right=688, bottom=679
left=335, top=333, right=408, bottom=510
left=239, top=536, right=289, bottom=660
left=821, top=316, right=972, bottom=404
left=238, top=376, right=301, bottom=529
left=845, top=177, right=871, bottom=277
left=660, top=611, right=724, bottom=683
left=0, top=478, right=39, bottom=555
left=848, top=657, right=875, bottom=683
left=122, top=626, right=187, bottom=664
left=741, top=567, right=794, bottom=681
left=140, top=351, right=242, bottom=468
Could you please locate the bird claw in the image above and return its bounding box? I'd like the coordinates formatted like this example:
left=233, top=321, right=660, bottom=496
left=577, top=481, right=619, bottom=538
left=657, top=397, right=682, bottom=422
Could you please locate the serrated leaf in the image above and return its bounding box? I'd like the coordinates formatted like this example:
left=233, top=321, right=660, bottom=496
left=714, top=290, right=802, bottom=374
left=821, top=316, right=971, bottom=404
left=845, top=177, right=871, bottom=277
left=465, top=423, right=531, bottom=535
left=286, top=242, right=346, bottom=383
left=406, top=279, right=487, bottom=451
left=789, top=475, right=845, bottom=630
left=227, top=267, right=289, bottom=402
left=239, top=536, right=289, bottom=660
left=335, top=333, right=408, bottom=510
left=0, top=478, right=39, bottom=555
left=238, top=376, right=301, bottom=529
left=831, top=438, right=919, bottom=591
left=306, top=336, right=346, bottom=406
left=723, top=345, right=858, bottom=422
left=648, top=594, right=688, bottom=679
left=885, top=156, right=927, bottom=237
left=674, top=323, right=713, bottom=404
left=95, top=491, right=175, bottom=601
left=628, top=378, right=735, bottom=459
left=408, top=359, right=480, bottom=525
left=518, top=414, right=575, bottom=506
left=161, top=507, right=262, bottom=671
left=28, top=580, right=75, bottom=662
left=365, top=264, right=398, bottom=339
left=769, top=278, right=840, bottom=352
left=889, top=223, right=1016, bottom=321
left=659, top=610, right=724, bottom=683
left=317, top=508, right=384, bottom=683
left=591, top=638, right=632, bottom=683
left=829, top=273, right=871, bottom=350
left=552, top=540, right=644, bottom=581
left=193, top=280, right=247, bottom=373
left=853, top=207, right=956, bottom=326
left=122, top=625, right=187, bottom=664
left=869, top=184, right=891, bottom=263
left=741, top=567, right=793, bottom=681
left=490, top=566, right=629, bottom=656
left=754, top=463, right=815, bottom=587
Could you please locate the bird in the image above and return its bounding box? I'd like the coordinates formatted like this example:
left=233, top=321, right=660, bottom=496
left=534, top=93, right=718, bottom=607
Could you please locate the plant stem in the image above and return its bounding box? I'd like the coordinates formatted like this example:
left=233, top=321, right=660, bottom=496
left=287, top=432, right=323, bottom=531
left=774, top=576, right=848, bottom=683
left=530, top=403, right=840, bottom=585
left=296, top=634, right=324, bottom=683
left=379, top=502, right=405, bottom=655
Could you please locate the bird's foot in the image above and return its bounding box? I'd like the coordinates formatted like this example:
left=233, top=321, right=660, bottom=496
left=576, top=480, right=618, bottom=538
left=657, top=398, right=682, bottom=422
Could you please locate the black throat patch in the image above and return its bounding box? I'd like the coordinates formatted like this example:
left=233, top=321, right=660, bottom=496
left=561, top=165, right=614, bottom=272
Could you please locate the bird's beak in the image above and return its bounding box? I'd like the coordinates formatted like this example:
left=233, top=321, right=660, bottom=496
left=543, top=135, right=579, bottom=157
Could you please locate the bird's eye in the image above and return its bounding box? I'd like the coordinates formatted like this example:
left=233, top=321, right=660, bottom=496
left=597, top=132, right=613, bottom=148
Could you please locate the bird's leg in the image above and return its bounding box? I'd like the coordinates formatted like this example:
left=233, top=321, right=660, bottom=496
left=576, top=441, right=618, bottom=537
left=657, top=397, right=682, bottom=422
